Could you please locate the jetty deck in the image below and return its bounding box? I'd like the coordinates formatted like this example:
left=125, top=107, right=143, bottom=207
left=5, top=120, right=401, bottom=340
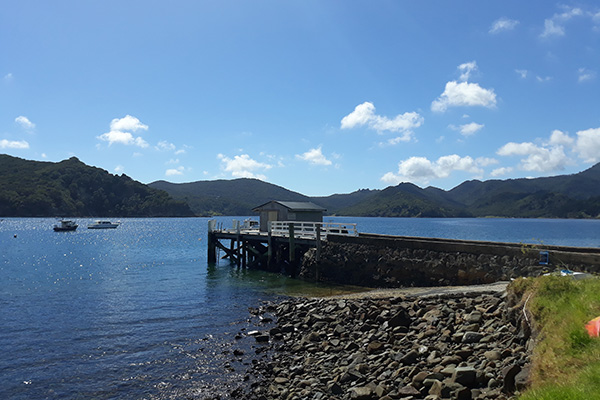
left=207, top=219, right=358, bottom=271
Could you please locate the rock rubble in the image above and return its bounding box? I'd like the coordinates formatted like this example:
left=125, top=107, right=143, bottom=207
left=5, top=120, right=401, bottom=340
left=236, top=289, right=531, bottom=400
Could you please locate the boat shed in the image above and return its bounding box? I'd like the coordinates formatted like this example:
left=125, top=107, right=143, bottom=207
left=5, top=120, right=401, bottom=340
left=253, top=201, right=326, bottom=232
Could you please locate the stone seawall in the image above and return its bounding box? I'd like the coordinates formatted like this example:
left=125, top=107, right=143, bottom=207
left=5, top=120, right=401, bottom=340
left=299, top=234, right=600, bottom=287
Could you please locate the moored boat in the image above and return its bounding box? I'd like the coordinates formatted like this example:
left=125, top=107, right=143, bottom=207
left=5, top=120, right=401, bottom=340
left=88, top=220, right=120, bottom=229
left=53, top=220, right=78, bottom=232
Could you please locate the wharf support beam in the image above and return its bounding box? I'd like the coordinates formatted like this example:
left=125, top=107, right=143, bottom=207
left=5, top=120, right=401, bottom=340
left=299, top=233, right=600, bottom=288
left=206, top=230, right=316, bottom=276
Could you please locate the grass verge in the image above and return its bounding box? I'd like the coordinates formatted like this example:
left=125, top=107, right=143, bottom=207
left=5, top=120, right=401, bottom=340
left=511, top=276, right=600, bottom=400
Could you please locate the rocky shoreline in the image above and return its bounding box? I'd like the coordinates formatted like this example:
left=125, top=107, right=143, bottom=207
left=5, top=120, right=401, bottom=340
left=234, top=285, right=532, bottom=400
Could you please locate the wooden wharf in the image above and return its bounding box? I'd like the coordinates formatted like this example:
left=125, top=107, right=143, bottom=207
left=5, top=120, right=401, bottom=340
left=207, top=219, right=358, bottom=272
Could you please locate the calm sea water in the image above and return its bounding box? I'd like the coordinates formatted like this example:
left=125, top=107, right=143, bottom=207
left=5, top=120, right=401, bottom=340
left=1, top=217, right=598, bottom=399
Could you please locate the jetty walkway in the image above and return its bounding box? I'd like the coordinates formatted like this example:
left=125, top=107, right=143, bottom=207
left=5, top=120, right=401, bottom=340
left=207, top=219, right=358, bottom=270
left=208, top=219, right=600, bottom=284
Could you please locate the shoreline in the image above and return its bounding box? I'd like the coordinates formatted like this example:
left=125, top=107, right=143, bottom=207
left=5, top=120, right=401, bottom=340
left=235, top=281, right=530, bottom=400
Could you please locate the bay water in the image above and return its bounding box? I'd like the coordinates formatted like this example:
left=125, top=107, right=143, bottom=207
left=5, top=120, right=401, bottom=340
left=1, top=217, right=598, bottom=399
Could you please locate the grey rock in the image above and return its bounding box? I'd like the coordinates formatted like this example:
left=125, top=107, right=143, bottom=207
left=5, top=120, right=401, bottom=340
left=462, top=331, right=484, bottom=344
left=348, top=385, right=374, bottom=400
left=452, top=366, right=477, bottom=387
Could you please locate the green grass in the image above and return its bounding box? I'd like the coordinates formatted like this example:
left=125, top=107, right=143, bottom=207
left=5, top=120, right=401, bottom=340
left=513, top=276, right=600, bottom=400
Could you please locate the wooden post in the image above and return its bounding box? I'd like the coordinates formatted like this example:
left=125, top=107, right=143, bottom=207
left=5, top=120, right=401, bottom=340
left=288, top=223, right=296, bottom=265
left=208, top=232, right=217, bottom=263
left=267, top=230, right=273, bottom=268
left=207, top=219, right=217, bottom=263
left=315, top=225, right=321, bottom=281
left=242, top=241, right=247, bottom=268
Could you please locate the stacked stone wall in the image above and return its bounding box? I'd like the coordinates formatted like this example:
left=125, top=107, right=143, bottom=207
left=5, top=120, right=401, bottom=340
left=300, top=234, right=600, bottom=287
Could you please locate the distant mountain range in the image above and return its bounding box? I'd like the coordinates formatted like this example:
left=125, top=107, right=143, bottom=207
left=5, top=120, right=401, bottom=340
left=1, top=154, right=598, bottom=218
left=0, top=155, right=194, bottom=217
left=150, top=163, right=600, bottom=218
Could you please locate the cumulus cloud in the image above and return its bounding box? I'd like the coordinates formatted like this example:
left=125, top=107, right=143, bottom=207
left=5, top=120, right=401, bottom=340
left=97, top=115, right=149, bottom=148
left=218, top=153, right=272, bottom=180
left=114, top=165, right=125, bottom=174
left=431, top=81, right=497, bottom=112
left=575, top=128, right=600, bottom=163
left=497, top=139, right=570, bottom=172
left=489, top=18, right=519, bottom=34
left=110, top=115, right=148, bottom=132
left=0, top=139, right=29, bottom=149
left=549, top=130, right=574, bottom=146
left=166, top=166, right=185, bottom=176
left=450, top=122, right=484, bottom=137
left=491, top=167, right=514, bottom=177
left=296, top=146, right=332, bottom=166
left=15, top=116, right=35, bottom=131
left=341, top=102, right=423, bottom=142
left=381, top=154, right=487, bottom=186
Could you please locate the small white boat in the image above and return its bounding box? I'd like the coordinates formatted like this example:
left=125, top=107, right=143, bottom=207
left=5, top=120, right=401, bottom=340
left=88, top=220, right=120, bottom=229
left=54, top=219, right=78, bottom=232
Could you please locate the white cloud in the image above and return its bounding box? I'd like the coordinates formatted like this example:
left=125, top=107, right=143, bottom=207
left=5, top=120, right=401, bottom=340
left=540, top=6, right=583, bottom=38
left=536, top=76, right=552, bottom=83
left=491, top=167, right=514, bottom=177
left=575, top=128, right=600, bottom=163
left=431, top=81, right=497, bottom=112
left=541, top=19, right=565, bottom=37
left=515, top=69, right=528, bottom=79
left=97, top=115, right=149, bottom=148
left=451, top=122, right=484, bottom=137
left=0, top=139, right=29, bottom=149
left=110, top=115, right=148, bottom=132
left=578, top=68, right=595, bottom=83
left=381, top=154, right=485, bottom=185
left=341, top=102, right=423, bottom=141
left=497, top=139, right=570, bottom=172
left=549, top=130, right=574, bottom=146
left=166, top=158, right=180, bottom=165
left=3, top=73, right=13, bottom=82
left=476, top=157, right=499, bottom=167
left=218, top=153, right=272, bottom=180
left=489, top=18, right=519, bottom=34
left=458, top=61, right=478, bottom=81
left=156, top=140, right=176, bottom=151
left=114, top=165, right=125, bottom=174
left=15, top=116, right=35, bottom=131
left=166, top=166, right=185, bottom=176
left=97, top=130, right=149, bottom=148
left=296, top=146, right=332, bottom=166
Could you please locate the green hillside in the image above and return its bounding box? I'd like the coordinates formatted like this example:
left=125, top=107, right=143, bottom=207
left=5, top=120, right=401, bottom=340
left=0, top=155, right=194, bottom=217
left=335, top=164, right=600, bottom=218
left=149, top=179, right=311, bottom=216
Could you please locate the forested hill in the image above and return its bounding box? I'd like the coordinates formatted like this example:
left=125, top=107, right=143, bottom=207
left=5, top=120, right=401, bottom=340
left=0, top=155, right=194, bottom=217
left=339, top=163, right=600, bottom=218
left=149, top=179, right=311, bottom=216
left=152, top=164, right=600, bottom=218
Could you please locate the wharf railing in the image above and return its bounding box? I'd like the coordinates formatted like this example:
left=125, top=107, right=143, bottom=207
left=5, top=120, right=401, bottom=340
left=269, top=221, right=357, bottom=240
left=208, top=219, right=358, bottom=240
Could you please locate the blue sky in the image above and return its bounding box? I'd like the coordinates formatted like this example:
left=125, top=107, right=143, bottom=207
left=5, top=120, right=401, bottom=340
left=1, top=1, right=600, bottom=196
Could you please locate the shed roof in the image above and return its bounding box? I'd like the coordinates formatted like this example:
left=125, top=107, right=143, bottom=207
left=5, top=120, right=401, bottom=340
left=253, top=200, right=326, bottom=212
